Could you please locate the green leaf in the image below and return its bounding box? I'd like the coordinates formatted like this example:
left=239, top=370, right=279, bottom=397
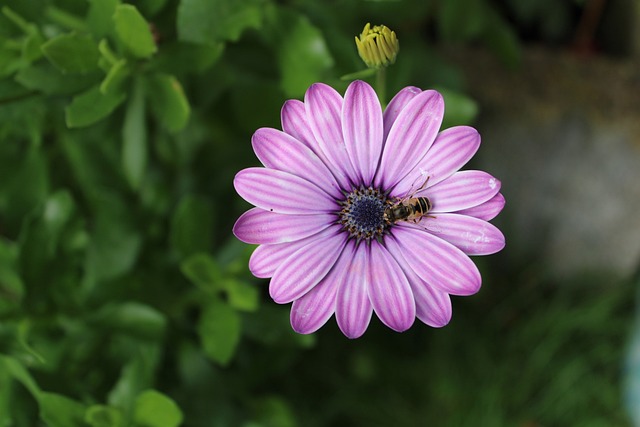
left=91, top=302, right=167, bottom=341
left=0, top=240, right=22, bottom=316
left=177, top=0, right=263, bottom=44
left=39, top=392, right=87, bottom=427
left=0, top=355, right=41, bottom=398
left=122, top=77, right=147, bottom=190
left=147, top=74, right=190, bottom=132
left=81, top=189, right=142, bottom=284
left=113, top=4, right=157, bottom=59
left=87, top=0, right=120, bottom=38
left=100, top=58, right=130, bottom=94
left=133, top=390, right=183, bottom=427
left=65, top=85, right=126, bottom=128
left=170, top=194, right=214, bottom=259
left=85, top=405, right=125, bottom=427
left=41, top=32, right=100, bottom=73
left=277, top=12, right=334, bottom=97
left=481, top=11, right=521, bottom=69
left=180, top=252, right=222, bottom=292
left=198, top=298, right=242, bottom=366
left=225, top=279, right=259, bottom=312
left=436, top=87, right=479, bottom=128
left=15, top=62, right=99, bottom=95
left=436, top=0, right=488, bottom=41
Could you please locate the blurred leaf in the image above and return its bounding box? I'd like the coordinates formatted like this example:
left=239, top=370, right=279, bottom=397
left=436, top=87, right=478, bottom=127
left=437, top=0, right=488, bottom=41
left=39, top=392, right=87, bottom=427
left=85, top=405, right=125, bottom=427
left=100, top=59, right=130, bottom=94
left=41, top=32, right=100, bottom=74
left=42, top=190, right=75, bottom=246
left=0, top=240, right=24, bottom=314
left=122, top=77, right=147, bottom=190
left=170, top=194, right=214, bottom=259
left=177, top=0, right=263, bottom=44
left=147, top=74, right=190, bottom=132
left=198, top=298, right=241, bottom=366
left=65, top=85, right=126, bottom=128
left=181, top=253, right=222, bottom=292
left=224, top=279, right=259, bottom=312
left=84, top=191, right=142, bottom=283
left=133, top=390, right=183, bottom=427
left=108, top=344, right=161, bottom=416
left=137, top=0, right=169, bottom=16
left=153, top=41, right=224, bottom=75
left=113, top=5, right=157, bottom=59
left=15, top=62, right=99, bottom=95
left=251, top=396, right=296, bottom=427
left=481, top=11, right=521, bottom=69
left=91, top=302, right=167, bottom=341
left=0, top=355, right=41, bottom=398
left=276, top=11, right=334, bottom=97
left=87, top=0, right=120, bottom=38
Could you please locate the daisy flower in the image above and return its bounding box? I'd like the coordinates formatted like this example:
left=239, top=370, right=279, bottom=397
left=233, top=80, right=505, bottom=338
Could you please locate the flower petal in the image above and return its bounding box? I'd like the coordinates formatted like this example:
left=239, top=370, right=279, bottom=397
left=385, top=237, right=452, bottom=327
left=422, top=170, right=500, bottom=213
left=342, top=80, right=383, bottom=185
left=336, top=242, right=373, bottom=338
left=455, top=192, right=505, bottom=221
left=234, top=167, right=338, bottom=214
left=374, top=90, right=444, bottom=189
left=421, top=213, right=505, bottom=255
left=391, top=126, right=481, bottom=197
left=249, top=233, right=323, bottom=278
left=281, top=99, right=316, bottom=149
left=304, top=83, right=357, bottom=189
left=252, top=128, right=342, bottom=198
left=368, top=240, right=415, bottom=332
left=290, top=241, right=356, bottom=334
left=269, top=226, right=346, bottom=304
left=233, top=208, right=334, bottom=244
left=383, top=86, right=422, bottom=141
left=391, top=226, right=481, bottom=296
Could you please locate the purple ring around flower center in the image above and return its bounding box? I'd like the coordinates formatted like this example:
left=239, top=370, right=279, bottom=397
left=338, top=187, right=389, bottom=241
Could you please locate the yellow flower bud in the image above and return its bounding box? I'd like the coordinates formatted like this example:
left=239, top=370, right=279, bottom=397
left=355, top=23, right=399, bottom=69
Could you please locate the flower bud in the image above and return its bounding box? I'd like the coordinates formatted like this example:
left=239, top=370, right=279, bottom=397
left=355, top=23, right=399, bottom=69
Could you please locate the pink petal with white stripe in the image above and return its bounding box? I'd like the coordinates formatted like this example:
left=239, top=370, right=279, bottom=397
left=342, top=80, right=383, bottom=185
left=249, top=232, right=324, bottom=278
left=368, top=240, right=415, bottom=332
left=391, top=226, right=481, bottom=296
left=383, top=86, right=422, bottom=141
left=336, top=242, right=373, bottom=339
left=269, top=226, right=346, bottom=304
left=290, top=241, right=356, bottom=334
left=424, top=213, right=505, bottom=255
left=422, top=170, right=500, bottom=213
left=252, top=128, right=342, bottom=198
left=392, top=126, right=481, bottom=197
left=385, top=237, right=452, bottom=327
left=374, top=90, right=444, bottom=189
left=233, top=208, right=334, bottom=244
left=455, top=192, right=505, bottom=221
left=304, top=83, right=356, bottom=189
left=281, top=99, right=316, bottom=149
left=234, top=168, right=338, bottom=214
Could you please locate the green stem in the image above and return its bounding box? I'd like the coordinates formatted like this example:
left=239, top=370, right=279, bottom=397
left=376, top=67, right=387, bottom=107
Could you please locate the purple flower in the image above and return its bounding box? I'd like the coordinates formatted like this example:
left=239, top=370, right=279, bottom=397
left=233, top=80, right=505, bottom=338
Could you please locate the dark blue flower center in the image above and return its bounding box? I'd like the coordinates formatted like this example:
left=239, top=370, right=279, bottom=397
left=339, top=187, right=388, bottom=241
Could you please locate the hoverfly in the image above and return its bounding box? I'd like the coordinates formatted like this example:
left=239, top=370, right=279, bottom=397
left=383, top=176, right=437, bottom=228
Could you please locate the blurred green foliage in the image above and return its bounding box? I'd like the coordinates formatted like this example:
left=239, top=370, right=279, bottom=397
left=0, top=0, right=632, bottom=426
